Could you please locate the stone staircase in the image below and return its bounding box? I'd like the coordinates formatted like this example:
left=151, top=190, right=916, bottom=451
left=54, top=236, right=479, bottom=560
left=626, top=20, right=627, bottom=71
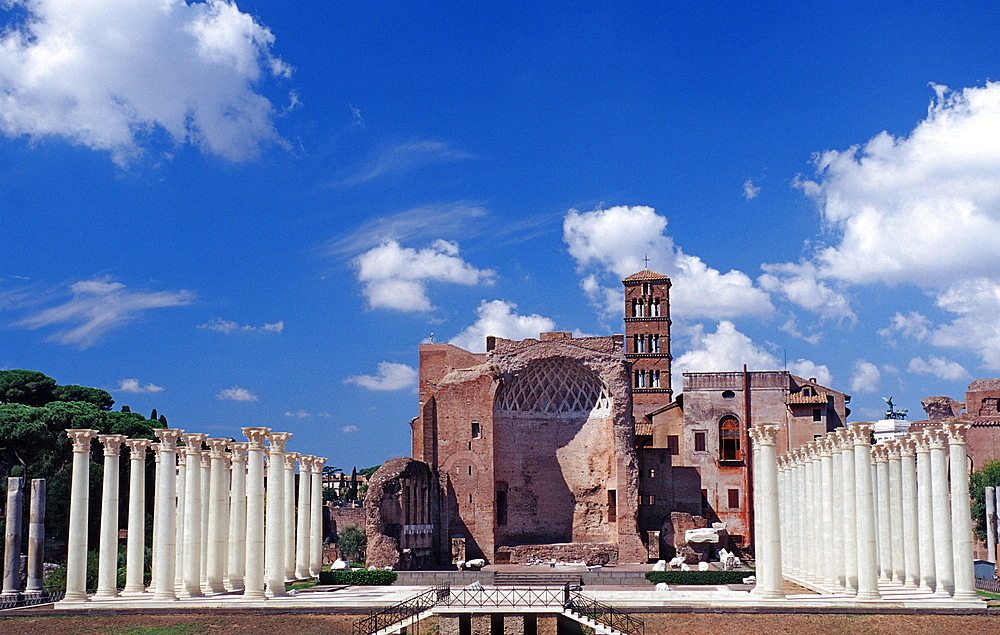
left=494, top=571, right=582, bottom=586
left=563, top=609, right=629, bottom=635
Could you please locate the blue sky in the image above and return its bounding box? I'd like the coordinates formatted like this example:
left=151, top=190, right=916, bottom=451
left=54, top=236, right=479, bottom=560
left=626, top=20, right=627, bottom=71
left=3, top=1, right=1000, bottom=469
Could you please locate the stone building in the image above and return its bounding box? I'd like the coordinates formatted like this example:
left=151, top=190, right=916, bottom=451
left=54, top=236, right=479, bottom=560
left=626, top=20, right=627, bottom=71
left=915, top=379, right=1000, bottom=470
left=370, top=268, right=852, bottom=567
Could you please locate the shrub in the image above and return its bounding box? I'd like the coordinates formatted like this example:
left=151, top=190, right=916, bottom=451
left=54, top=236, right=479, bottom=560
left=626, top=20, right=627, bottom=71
left=644, top=570, right=754, bottom=585
left=319, top=570, right=397, bottom=586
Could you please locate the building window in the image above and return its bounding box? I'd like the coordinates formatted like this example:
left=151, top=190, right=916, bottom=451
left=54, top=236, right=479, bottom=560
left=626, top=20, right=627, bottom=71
left=496, top=490, right=508, bottom=526
left=650, top=300, right=660, bottom=317
left=694, top=431, right=707, bottom=452
left=719, top=416, right=741, bottom=461
left=700, top=489, right=709, bottom=512
left=648, top=495, right=656, bottom=505
left=468, top=465, right=473, bottom=476
left=813, top=408, right=822, bottom=422
left=469, top=493, right=473, bottom=505
left=648, top=469, right=656, bottom=478
left=471, top=421, right=481, bottom=438
left=642, top=282, right=651, bottom=295
left=634, top=334, right=645, bottom=353
left=650, top=371, right=660, bottom=388
left=667, top=435, right=679, bottom=456
left=608, top=490, right=617, bottom=522
left=650, top=335, right=660, bottom=352
left=802, top=387, right=813, bottom=396
left=728, top=489, right=740, bottom=509
left=635, top=370, right=646, bottom=388
left=722, top=390, right=735, bottom=399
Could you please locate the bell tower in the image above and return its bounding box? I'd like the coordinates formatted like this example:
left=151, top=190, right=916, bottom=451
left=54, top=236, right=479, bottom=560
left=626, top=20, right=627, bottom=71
left=622, top=269, right=672, bottom=419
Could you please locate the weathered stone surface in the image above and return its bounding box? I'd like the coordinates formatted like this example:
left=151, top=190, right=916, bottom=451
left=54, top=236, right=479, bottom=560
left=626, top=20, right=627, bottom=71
left=668, top=511, right=712, bottom=563
left=494, top=542, right=617, bottom=566
left=922, top=396, right=964, bottom=419
left=364, top=457, right=439, bottom=570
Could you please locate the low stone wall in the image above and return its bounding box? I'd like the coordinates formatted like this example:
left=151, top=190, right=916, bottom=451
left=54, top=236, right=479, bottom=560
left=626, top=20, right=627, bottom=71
left=494, top=543, right=618, bottom=566
left=392, top=571, right=495, bottom=586
left=581, top=570, right=648, bottom=586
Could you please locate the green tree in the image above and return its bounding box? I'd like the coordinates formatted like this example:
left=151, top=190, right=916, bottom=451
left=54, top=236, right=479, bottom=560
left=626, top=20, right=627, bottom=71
left=52, top=385, right=114, bottom=410
left=338, top=524, right=366, bottom=564
left=971, top=458, right=1000, bottom=542
left=150, top=408, right=158, bottom=421
left=0, top=370, right=56, bottom=406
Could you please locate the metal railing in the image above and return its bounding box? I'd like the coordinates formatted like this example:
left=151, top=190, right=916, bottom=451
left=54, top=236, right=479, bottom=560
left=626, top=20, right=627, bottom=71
left=352, top=586, right=449, bottom=635
left=975, top=577, right=1000, bottom=595
left=0, top=587, right=67, bottom=610
left=567, top=590, right=644, bottom=635
left=438, top=585, right=564, bottom=608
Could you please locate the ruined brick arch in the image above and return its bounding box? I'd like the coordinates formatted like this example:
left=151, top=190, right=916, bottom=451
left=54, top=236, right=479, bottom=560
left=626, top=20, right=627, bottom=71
left=495, top=358, right=612, bottom=415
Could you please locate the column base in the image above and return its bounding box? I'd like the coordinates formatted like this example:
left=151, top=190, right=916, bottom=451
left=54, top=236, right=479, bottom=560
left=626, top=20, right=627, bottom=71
left=60, top=593, right=87, bottom=603
left=226, top=581, right=245, bottom=592
left=242, top=590, right=267, bottom=600
left=0, top=592, right=22, bottom=602
left=952, top=591, right=980, bottom=602
left=121, top=589, right=147, bottom=596
left=91, top=590, right=118, bottom=600
left=855, top=591, right=882, bottom=602
left=152, top=592, right=178, bottom=601
left=932, top=588, right=953, bottom=598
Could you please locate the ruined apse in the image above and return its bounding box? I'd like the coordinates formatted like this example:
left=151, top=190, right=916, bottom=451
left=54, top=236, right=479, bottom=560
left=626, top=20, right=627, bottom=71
left=412, top=332, right=646, bottom=564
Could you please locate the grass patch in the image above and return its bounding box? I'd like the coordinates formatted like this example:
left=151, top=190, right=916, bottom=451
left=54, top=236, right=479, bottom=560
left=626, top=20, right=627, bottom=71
left=287, top=580, right=318, bottom=591
left=976, top=589, right=1000, bottom=600
left=101, top=625, right=207, bottom=635
left=645, top=570, right=755, bottom=585
left=319, top=569, right=397, bottom=585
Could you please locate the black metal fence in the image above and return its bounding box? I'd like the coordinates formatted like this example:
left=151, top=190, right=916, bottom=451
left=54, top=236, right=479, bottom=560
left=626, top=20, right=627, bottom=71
left=351, top=586, right=449, bottom=635
left=438, top=585, right=563, bottom=608
left=975, top=577, right=1000, bottom=595
left=0, top=587, right=66, bottom=610
left=566, top=590, right=644, bottom=635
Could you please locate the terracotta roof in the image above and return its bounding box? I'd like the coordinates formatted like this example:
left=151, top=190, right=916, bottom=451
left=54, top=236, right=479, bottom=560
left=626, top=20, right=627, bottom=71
left=634, top=422, right=653, bottom=437
left=786, top=391, right=830, bottom=405
left=623, top=269, right=670, bottom=282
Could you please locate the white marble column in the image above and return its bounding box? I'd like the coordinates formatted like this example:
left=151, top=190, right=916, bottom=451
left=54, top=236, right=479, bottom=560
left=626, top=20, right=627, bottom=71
left=819, top=437, right=835, bottom=586
left=25, top=478, right=45, bottom=596
left=899, top=438, right=920, bottom=588
left=750, top=424, right=784, bottom=598
left=152, top=429, right=183, bottom=601
left=94, top=434, right=126, bottom=599
left=295, top=455, right=313, bottom=580
left=228, top=443, right=248, bottom=591
left=148, top=442, right=161, bottom=596
left=284, top=452, right=298, bottom=581
left=2, top=477, right=24, bottom=600
left=837, top=428, right=858, bottom=594
left=849, top=422, right=880, bottom=601
left=242, top=427, right=270, bottom=599
left=886, top=439, right=905, bottom=585
left=205, top=438, right=229, bottom=593
left=266, top=432, right=290, bottom=596
left=123, top=439, right=151, bottom=595
left=808, top=442, right=822, bottom=580
left=199, top=450, right=210, bottom=589
left=943, top=421, right=978, bottom=601
left=310, top=458, right=325, bottom=577
left=221, top=453, right=232, bottom=589
left=173, top=447, right=187, bottom=593
left=873, top=445, right=892, bottom=584
left=986, top=486, right=997, bottom=564
left=914, top=431, right=936, bottom=591
left=64, top=429, right=98, bottom=602
left=796, top=448, right=809, bottom=578
left=830, top=435, right=845, bottom=589
left=926, top=428, right=954, bottom=597
left=180, top=433, right=206, bottom=597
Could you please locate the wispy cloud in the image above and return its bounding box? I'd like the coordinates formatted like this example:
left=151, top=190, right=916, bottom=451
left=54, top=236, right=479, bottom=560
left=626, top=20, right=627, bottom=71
left=198, top=318, right=284, bottom=334
left=345, top=362, right=418, bottom=391
left=342, top=425, right=359, bottom=434
left=334, top=139, right=474, bottom=186
left=116, top=378, right=165, bottom=394
left=217, top=387, right=259, bottom=402
left=284, top=409, right=312, bottom=417
left=16, top=277, right=194, bottom=348
left=742, top=178, right=761, bottom=200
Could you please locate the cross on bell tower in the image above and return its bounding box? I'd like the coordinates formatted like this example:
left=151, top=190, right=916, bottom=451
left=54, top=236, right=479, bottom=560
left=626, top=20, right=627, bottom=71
left=622, top=268, right=673, bottom=419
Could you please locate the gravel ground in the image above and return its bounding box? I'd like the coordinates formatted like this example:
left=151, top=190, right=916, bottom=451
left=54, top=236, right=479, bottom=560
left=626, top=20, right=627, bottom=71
left=1, top=612, right=998, bottom=635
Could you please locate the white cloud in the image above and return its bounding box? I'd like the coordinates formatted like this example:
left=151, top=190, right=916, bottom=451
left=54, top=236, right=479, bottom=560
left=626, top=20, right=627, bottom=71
left=116, top=378, right=165, bottom=393
left=673, top=321, right=831, bottom=393
left=216, top=386, right=258, bottom=401
left=916, top=280, right=1000, bottom=369
left=335, top=139, right=474, bottom=186
left=341, top=425, right=359, bottom=433
left=198, top=318, right=284, bottom=333
left=908, top=356, right=971, bottom=381
left=449, top=300, right=556, bottom=353
left=563, top=205, right=773, bottom=320
left=354, top=239, right=494, bottom=312
left=759, top=263, right=856, bottom=323
left=16, top=277, right=194, bottom=348
left=742, top=178, right=761, bottom=200
left=344, top=362, right=418, bottom=391
left=329, top=203, right=490, bottom=256
left=849, top=360, right=881, bottom=393
left=794, top=82, right=1000, bottom=287
left=317, top=411, right=332, bottom=417
left=878, top=311, right=931, bottom=341
left=284, top=409, right=311, bottom=418
left=0, top=0, right=291, bottom=165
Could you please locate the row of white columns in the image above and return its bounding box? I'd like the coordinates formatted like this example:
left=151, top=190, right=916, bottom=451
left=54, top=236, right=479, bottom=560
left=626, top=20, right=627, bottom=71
left=751, top=421, right=978, bottom=602
left=62, top=427, right=326, bottom=602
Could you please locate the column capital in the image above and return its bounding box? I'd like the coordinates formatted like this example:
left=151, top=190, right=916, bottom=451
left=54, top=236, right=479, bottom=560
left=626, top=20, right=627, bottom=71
left=923, top=427, right=947, bottom=450
left=206, top=438, right=229, bottom=458
left=942, top=420, right=971, bottom=445
left=833, top=427, right=851, bottom=449
left=242, top=427, right=272, bottom=449
left=66, top=428, right=98, bottom=452
left=818, top=435, right=835, bottom=456
left=229, top=442, right=248, bottom=462
left=848, top=422, right=874, bottom=446
left=872, top=444, right=888, bottom=463
left=311, top=458, right=326, bottom=474
left=284, top=452, right=300, bottom=469
left=897, top=436, right=915, bottom=458
left=200, top=450, right=211, bottom=469
left=98, top=433, right=127, bottom=456
left=124, top=438, right=151, bottom=460
left=912, top=430, right=932, bottom=453
left=884, top=438, right=902, bottom=460
left=150, top=441, right=162, bottom=460
left=749, top=423, right=780, bottom=447
left=153, top=428, right=184, bottom=450
left=176, top=451, right=187, bottom=466
left=299, top=455, right=315, bottom=471
left=182, top=433, right=207, bottom=454
left=268, top=432, right=292, bottom=452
